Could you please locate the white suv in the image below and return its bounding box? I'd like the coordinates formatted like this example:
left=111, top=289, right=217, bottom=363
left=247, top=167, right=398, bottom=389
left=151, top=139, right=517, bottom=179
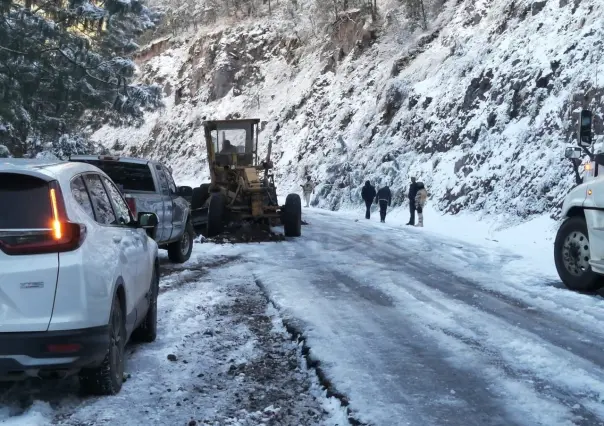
left=0, top=159, right=160, bottom=395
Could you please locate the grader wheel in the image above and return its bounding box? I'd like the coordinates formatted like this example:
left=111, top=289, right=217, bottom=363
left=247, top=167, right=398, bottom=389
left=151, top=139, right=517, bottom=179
left=283, top=193, right=302, bottom=237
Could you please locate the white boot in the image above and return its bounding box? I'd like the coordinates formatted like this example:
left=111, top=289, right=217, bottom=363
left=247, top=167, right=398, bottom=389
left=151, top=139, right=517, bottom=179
left=416, top=213, right=423, bottom=227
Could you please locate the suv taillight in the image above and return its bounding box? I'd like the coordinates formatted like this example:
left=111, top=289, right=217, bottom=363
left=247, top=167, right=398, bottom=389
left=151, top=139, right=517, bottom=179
left=125, top=196, right=137, bottom=217
left=0, top=182, right=86, bottom=255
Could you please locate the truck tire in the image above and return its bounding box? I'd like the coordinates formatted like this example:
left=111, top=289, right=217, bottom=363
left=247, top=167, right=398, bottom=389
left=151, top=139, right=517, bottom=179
left=554, top=215, right=604, bottom=292
left=79, top=293, right=126, bottom=396
left=191, top=184, right=210, bottom=210
left=283, top=193, right=302, bottom=237
left=168, top=221, right=194, bottom=263
left=131, top=266, right=159, bottom=343
left=207, top=193, right=226, bottom=238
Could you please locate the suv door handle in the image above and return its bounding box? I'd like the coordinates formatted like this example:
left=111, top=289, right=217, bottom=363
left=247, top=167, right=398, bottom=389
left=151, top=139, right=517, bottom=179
left=113, top=236, right=122, bottom=243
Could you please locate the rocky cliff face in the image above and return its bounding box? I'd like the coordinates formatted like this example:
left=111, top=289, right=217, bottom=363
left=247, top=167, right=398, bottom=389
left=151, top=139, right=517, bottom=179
left=91, top=0, right=604, bottom=222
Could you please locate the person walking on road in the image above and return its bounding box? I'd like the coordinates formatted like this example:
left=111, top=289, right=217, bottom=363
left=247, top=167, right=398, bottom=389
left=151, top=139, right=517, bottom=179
left=375, top=184, right=392, bottom=223
left=406, top=177, right=420, bottom=226
left=301, top=176, right=316, bottom=208
left=361, top=181, right=377, bottom=219
left=414, top=182, right=428, bottom=227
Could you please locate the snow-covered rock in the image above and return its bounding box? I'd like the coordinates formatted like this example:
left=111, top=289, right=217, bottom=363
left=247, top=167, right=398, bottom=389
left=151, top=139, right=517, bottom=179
left=91, top=0, right=604, bottom=224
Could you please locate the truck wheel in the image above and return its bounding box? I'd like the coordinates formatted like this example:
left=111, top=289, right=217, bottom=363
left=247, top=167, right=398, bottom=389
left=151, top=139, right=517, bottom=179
left=131, top=266, right=158, bottom=343
left=283, top=193, right=302, bottom=237
left=79, top=294, right=126, bottom=396
left=191, top=184, right=210, bottom=210
left=168, top=221, right=194, bottom=263
left=554, top=216, right=604, bottom=292
left=207, top=193, right=226, bottom=237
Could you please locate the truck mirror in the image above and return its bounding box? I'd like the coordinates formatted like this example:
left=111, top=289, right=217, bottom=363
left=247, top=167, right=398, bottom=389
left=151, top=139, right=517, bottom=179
left=564, top=146, right=583, bottom=160
left=595, top=153, right=604, bottom=167
left=578, top=109, right=593, bottom=147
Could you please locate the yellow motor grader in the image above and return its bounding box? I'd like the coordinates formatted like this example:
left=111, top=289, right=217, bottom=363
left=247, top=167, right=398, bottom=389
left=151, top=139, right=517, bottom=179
left=184, top=119, right=302, bottom=238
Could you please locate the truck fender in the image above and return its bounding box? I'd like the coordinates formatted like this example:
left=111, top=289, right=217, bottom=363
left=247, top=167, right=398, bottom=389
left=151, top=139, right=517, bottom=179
left=561, top=183, right=589, bottom=218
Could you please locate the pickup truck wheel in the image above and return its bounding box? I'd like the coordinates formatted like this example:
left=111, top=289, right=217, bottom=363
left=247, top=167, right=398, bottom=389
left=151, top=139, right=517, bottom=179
left=131, top=267, right=158, bottom=343
left=283, top=193, right=302, bottom=237
left=207, top=193, right=226, bottom=238
left=79, top=294, right=126, bottom=395
left=168, top=221, right=194, bottom=263
left=554, top=216, right=604, bottom=292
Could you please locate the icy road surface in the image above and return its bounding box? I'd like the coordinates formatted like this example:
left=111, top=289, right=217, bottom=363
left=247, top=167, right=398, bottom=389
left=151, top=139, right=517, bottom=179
left=3, top=208, right=604, bottom=426
left=248, top=209, right=604, bottom=426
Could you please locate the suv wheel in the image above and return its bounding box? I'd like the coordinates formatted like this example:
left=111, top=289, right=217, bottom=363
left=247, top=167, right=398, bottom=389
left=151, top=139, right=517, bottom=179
left=79, top=293, right=126, bottom=396
left=168, top=221, right=195, bottom=263
left=131, top=267, right=159, bottom=343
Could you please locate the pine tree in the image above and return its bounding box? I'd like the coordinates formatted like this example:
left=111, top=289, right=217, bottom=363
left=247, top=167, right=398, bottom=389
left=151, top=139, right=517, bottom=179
left=0, top=0, right=163, bottom=157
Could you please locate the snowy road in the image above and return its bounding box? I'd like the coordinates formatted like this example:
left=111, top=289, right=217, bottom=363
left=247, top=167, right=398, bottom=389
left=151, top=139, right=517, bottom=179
left=3, top=209, right=604, bottom=426
left=0, top=251, right=346, bottom=426
left=246, top=210, right=604, bottom=426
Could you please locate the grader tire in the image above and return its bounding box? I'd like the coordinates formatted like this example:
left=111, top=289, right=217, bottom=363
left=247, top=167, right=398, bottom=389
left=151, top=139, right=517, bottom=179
left=207, top=193, right=226, bottom=238
left=283, top=193, right=302, bottom=237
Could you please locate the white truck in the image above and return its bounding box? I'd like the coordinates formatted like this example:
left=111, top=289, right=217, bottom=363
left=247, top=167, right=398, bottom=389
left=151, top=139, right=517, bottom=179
left=554, top=109, right=604, bottom=292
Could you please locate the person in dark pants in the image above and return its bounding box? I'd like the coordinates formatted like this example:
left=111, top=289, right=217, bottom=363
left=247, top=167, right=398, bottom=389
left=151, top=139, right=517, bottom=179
left=361, top=181, right=376, bottom=219
left=375, top=184, right=392, bottom=223
left=406, top=177, right=420, bottom=226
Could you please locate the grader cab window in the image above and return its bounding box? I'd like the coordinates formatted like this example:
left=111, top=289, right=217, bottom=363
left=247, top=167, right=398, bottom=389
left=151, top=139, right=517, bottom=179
left=211, top=126, right=255, bottom=167
left=214, top=129, right=248, bottom=154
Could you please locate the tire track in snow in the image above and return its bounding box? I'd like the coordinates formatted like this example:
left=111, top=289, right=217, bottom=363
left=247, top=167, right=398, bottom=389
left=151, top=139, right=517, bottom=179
left=381, top=275, right=604, bottom=426
left=263, top=212, right=604, bottom=425
left=322, top=225, right=604, bottom=423
left=252, top=245, right=526, bottom=425
left=312, top=218, right=604, bottom=369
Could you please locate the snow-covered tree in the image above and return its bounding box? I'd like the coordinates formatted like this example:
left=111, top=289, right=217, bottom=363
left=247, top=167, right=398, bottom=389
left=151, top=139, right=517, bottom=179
left=0, top=0, right=163, bottom=157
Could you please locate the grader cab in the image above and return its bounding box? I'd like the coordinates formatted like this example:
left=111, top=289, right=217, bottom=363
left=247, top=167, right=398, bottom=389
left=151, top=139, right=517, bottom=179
left=188, top=119, right=302, bottom=238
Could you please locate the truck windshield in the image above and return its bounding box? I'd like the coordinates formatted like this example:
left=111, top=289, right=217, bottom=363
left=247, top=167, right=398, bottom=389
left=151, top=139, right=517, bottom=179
left=78, top=160, right=156, bottom=192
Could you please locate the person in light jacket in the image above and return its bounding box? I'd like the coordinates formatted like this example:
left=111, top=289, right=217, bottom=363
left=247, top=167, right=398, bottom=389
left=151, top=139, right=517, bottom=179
left=361, top=181, right=377, bottom=219
left=300, top=176, right=316, bottom=207
left=414, top=182, right=428, bottom=227
left=375, top=184, right=392, bottom=223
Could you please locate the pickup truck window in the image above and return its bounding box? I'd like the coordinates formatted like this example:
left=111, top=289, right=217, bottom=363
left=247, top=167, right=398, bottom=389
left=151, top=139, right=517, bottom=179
left=156, top=167, right=171, bottom=194
left=78, top=160, right=156, bottom=193
left=163, top=166, right=177, bottom=194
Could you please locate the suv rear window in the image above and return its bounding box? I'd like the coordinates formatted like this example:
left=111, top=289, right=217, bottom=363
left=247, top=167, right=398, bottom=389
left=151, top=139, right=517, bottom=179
left=0, top=173, right=52, bottom=229
left=74, top=160, right=156, bottom=192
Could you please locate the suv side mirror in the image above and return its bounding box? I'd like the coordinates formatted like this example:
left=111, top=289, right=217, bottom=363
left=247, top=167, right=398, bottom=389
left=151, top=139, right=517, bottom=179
left=138, top=212, right=158, bottom=228
left=138, top=212, right=159, bottom=239
left=565, top=147, right=583, bottom=160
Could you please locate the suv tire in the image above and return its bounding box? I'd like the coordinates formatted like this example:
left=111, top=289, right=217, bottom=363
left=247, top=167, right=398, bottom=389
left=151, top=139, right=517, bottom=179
left=79, top=293, right=126, bottom=396
left=131, top=267, right=159, bottom=343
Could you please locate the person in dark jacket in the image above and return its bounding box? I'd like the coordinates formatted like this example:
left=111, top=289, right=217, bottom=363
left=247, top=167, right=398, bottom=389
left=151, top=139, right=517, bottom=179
left=406, top=177, right=420, bottom=225
left=361, top=181, right=377, bottom=219
left=375, top=184, right=392, bottom=223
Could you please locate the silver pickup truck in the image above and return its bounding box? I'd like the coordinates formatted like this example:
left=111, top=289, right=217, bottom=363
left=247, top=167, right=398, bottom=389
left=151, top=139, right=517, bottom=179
left=69, top=155, right=194, bottom=263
